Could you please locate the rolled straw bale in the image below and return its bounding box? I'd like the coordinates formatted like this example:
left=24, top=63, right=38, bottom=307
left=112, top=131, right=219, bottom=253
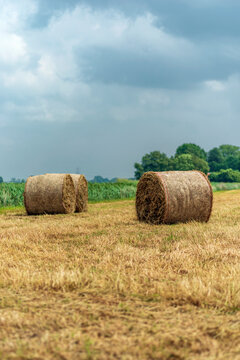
left=45, top=173, right=88, bottom=212
left=24, top=174, right=76, bottom=215
left=70, top=174, right=88, bottom=212
left=136, top=171, right=213, bottom=224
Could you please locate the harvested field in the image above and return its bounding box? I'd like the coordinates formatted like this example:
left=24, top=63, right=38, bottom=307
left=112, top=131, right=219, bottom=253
left=0, top=190, right=240, bottom=359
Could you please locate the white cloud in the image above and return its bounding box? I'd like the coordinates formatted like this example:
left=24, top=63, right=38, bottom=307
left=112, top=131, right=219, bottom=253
left=44, top=7, right=194, bottom=59
left=204, top=80, right=225, bottom=91
left=0, top=1, right=35, bottom=67
left=0, top=0, right=37, bottom=31
left=0, top=33, right=27, bottom=64
left=0, top=3, right=198, bottom=124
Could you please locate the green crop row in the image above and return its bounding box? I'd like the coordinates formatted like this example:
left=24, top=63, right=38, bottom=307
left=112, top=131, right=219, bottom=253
left=1, top=181, right=240, bottom=208
left=0, top=182, right=137, bottom=207
left=0, top=183, right=25, bottom=207
left=88, top=182, right=137, bottom=202
left=211, top=182, right=240, bottom=192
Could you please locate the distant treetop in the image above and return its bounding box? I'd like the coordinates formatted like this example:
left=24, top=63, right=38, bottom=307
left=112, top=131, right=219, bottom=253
left=134, top=142, right=240, bottom=179
left=175, top=143, right=207, bottom=160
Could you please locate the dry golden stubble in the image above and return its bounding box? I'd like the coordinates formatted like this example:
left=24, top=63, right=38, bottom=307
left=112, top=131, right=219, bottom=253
left=0, top=191, right=240, bottom=359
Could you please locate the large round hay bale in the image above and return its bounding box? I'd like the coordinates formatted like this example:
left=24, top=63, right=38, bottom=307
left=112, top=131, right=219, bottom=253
left=24, top=174, right=76, bottom=215
left=136, top=171, right=213, bottom=224
left=70, top=174, right=88, bottom=212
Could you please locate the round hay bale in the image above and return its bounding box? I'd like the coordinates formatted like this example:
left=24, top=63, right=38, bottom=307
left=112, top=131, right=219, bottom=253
left=70, top=174, right=88, bottom=212
left=24, top=174, right=76, bottom=215
left=44, top=173, right=88, bottom=212
left=136, top=171, right=213, bottom=224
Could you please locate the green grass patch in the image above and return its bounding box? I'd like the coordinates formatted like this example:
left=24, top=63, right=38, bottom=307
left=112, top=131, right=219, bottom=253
left=211, top=182, right=240, bottom=192
left=0, top=206, right=25, bottom=215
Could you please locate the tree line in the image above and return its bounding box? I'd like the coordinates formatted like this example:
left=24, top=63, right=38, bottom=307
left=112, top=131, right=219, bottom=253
left=134, top=143, right=240, bottom=182
left=0, top=177, right=25, bottom=184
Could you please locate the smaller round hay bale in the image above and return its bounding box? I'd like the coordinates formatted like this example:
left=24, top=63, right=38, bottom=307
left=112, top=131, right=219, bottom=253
left=70, top=174, right=88, bottom=212
left=136, top=171, right=213, bottom=224
left=24, top=174, right=76, bottom=215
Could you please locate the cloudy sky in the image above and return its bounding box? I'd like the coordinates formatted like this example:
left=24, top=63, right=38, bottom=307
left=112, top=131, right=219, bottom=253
left=1, top=0, right=240, bottom=180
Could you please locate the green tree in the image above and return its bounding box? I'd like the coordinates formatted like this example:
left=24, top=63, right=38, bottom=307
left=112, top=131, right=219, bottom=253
left=134, top=151, right=169, bottom=179
left=224, top=155, right=240, bottom=171
left=0, top=177, right=3, bottom=183
left=192, top=156, right=210, bottom=174
left=218, top=144, right=239, bottom=158
left=173, top=154, right=195, bottom=171
left=175, top=143, right=207, bottom=160
left=173, top=154, right=209, bottom=174
left=134, top=163, right=144, bottom=180
left=208, top=147, right=224, bottom=171
left=208, top=145, right=240, bottom=171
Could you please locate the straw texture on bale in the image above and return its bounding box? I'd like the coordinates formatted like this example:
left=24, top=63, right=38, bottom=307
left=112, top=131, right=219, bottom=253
left=136, top=171, right=213, bottom=224
left=70, top=174, right=88, bottom=212
left=24, top=174, right=76, bottom=215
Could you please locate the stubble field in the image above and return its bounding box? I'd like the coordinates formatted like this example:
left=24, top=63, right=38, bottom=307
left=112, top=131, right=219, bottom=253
left=0, top=190, right=240, bottom=359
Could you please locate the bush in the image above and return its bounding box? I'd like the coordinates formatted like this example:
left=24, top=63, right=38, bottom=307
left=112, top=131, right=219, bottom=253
left=209, top=169, right=240, bottom=182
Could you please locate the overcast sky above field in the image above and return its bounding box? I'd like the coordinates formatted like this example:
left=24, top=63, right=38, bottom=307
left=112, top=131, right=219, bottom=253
left=1, top=0, right=240, bottom=180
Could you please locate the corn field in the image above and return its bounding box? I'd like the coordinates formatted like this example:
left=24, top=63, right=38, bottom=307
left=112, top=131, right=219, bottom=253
left=0, top=181, right=239, bottom=208
left=0, top=181, right=138, bottom=207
